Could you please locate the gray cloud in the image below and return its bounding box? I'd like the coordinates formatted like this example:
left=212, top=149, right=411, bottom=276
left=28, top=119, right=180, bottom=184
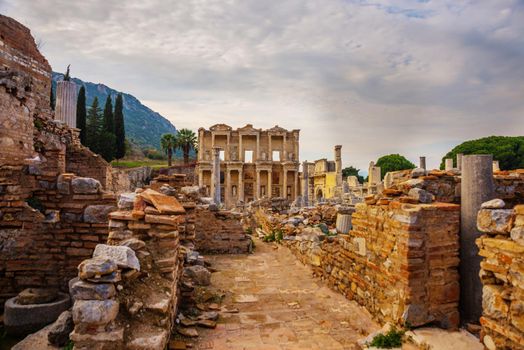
left=2, top=0, right=523, bottom=171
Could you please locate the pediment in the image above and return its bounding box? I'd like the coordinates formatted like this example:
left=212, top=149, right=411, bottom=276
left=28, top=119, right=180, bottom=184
left=267, top=125, right=288, bottom=134
left=209, top=124, right=232, bottom=131
left=237, top=124, right=259, bottom=133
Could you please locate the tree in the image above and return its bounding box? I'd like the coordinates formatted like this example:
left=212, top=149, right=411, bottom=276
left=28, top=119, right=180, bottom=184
left=114, top=94, right=126, bottom=159
left=174, top=128, right=197, bottom=164
left=161, top=134, right=177, bottom=167
left=103, top=95, right=114, bottom=133
left=86, top=96, right=103, bottom=155
left=50, top=84, right=55, bottom=110
left=375, top=154, right=415, bottom=179
left=441, top=136, right=524, bottom=170
left=76, top=86, right=87, bottom=145
left=342, top=166, right=364, bottom=184
left=64, top=64, right=71, bottom=81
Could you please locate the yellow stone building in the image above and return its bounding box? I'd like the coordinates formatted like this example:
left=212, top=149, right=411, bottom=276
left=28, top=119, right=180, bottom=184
left=302, top=145, right=343, bottom=203
left=196, top=124, right=300, bottom=207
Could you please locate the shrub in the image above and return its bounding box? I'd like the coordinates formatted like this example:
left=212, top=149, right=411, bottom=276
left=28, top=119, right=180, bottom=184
left=369, top=327, right=405, bottom=348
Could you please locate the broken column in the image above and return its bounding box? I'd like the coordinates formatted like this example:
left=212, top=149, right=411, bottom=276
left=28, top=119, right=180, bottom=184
left=302, top=161, right=309, bottom=207
left=55, top=80, right=77, bottom=128
left=212, top=147, right=221, bottom=205
left=460, top=154, right=494, bottom=324
left=334, top=145, right=343, bottom=189
left=445, top=158, right=454, bottom=171
left=457, top=153, right=463, bottom=171
left=419, top=156, right=426, bottom=170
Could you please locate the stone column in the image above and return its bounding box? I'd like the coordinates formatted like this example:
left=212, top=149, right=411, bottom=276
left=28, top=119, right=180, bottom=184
left=334, top=145, right=342, bottom=187
left=282, top=169, right=288, bottom=199
left=267, top=169, right=272, bottom=198
left=238, top=169, right=244, bottom=203
left=212, top=147, right=221, bottom=205
left=55, top=80, right=77, bottom=128
left=239, top=135, right=243, bottom=162
left=198, top=169, right=203, bottom=188
left=492, top=160, right=500, bottom=172
left=302, top=161, right=309, bottom=206
left=445, top=158, right=454, bottom=171
left=460, top=154, right=494, bottom=324
left=256, top=169, right=261, bottom=199
left=457, top=153, right=463, bottom=171
left=256, top=133, right=260, bottom=161
left=419, top=156, right=426, bottom=170
left=225, top=169, right=231, bottom=207
left=294, top=171, right=299, bottom=201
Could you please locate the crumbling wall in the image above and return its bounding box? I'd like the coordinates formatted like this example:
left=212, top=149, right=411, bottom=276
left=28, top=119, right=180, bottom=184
left=477, top=201, right=524, bottom=349
left=278, top=201, right=460, bottom=328
left=195, top=208, right=251, bottom=254
left=71, top=189, right=185, bottom=349
left=0, top=174, right=115, bottom=308
left=66, top=146, right=113, bottom=190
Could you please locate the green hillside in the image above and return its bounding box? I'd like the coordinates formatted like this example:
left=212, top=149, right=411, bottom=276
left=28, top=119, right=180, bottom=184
left=52, top=72, right=176, bottom=150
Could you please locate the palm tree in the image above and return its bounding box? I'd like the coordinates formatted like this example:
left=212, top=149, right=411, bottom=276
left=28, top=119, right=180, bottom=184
left=160, top=133, right=177, bottom=167
left=175, top=128, right=197, bottom=164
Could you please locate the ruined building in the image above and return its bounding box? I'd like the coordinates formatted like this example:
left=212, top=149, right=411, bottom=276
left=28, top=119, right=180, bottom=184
left=301, top=145, right=343, bottom=203
left=196, top=124, right=300, bottom=207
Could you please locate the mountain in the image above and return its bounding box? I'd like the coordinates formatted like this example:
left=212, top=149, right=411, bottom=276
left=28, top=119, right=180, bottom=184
left=52, top=72, right=176, bottom=150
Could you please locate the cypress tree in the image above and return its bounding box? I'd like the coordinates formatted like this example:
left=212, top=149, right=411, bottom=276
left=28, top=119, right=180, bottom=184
left=86, top=96, right=103, bottom=154
left=114, top=93, right=126, bottom=159
left=50, top=84, right=55, bottom=110
left=103, top=95, right=114, bottom=133
left=76, top=86, right=87, bottom=145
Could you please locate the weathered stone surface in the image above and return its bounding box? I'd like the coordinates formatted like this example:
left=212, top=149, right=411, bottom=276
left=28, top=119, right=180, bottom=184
left=17, top=288, right=58, bottom=305
left=83, top=204, right=116, bottom=223
left=481, top=199, right=506, bottom=209
left=72, top=299, right=119, bottom=326
left=127, top=329, right=169, bottom=350
left=411, top=168, right=426, bottom=178
left=70, top=278, right=116, bottom=301
left=482, top=285, right=508, bottom=319
left=71, top=177, right=101, bottom=194
left=78, top=257, right=118, bottom=280
left=408, top=188, right=433, bottom=203
left=477, top=209, right=514, bottom=234
left=47, top=310, right=74, bottom=346
left=93, top=244, right=140, bottom=271
left=120, top=238, right=146, bottom=251
left=183, top=265, right=211, bottom=286
left=510, top=226, right=524, bottom=245
left=177, top=327, right=198, bottom=337
left=117, top=192, right=136, bottom=210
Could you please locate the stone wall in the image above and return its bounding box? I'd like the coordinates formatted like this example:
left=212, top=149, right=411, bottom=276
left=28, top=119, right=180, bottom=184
left=71, top=189, right=185, bottom=349
left=0, top=173, right=115, bottom=309
left=111, top=166, right=152, bottom=194
left=66, top=146, right=113, bottom=190
left=195, top=208, right=251, bottom=254
left=267, top=201, right=460, bottom=328
left=477, top=201, right=524, bottom=349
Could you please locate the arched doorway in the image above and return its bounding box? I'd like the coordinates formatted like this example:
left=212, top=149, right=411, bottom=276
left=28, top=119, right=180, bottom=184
left=316, top=188, right=323, bottom=202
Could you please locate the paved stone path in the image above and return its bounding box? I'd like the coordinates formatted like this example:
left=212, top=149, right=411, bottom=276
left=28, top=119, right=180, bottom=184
left=192, top=241, right=379, bottom=350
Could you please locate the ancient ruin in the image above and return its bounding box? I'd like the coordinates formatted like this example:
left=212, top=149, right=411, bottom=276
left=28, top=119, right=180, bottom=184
left=196, top=124, right=300, bottom=207
left=1, top=11, right=524, bottom=350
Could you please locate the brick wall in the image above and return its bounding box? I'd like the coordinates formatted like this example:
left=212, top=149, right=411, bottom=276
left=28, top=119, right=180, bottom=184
left=66, top=146, right=113, bottom=189
left=195, top=208, right=251, bottom=254
left=477, top=202, right=524, bottom=349
left=275, top=201, right=460, bottom=328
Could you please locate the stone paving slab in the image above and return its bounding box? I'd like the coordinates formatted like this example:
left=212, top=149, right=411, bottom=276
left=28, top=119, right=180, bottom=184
left=192, top=242, right=379, bottom=349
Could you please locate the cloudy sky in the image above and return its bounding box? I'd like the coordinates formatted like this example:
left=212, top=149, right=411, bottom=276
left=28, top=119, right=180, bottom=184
left=2, top=0, right=523, bottom=172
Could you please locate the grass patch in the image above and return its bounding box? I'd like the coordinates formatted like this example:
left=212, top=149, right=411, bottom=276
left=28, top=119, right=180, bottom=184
left=111, top=159, right=168, bottom=169
left=369, top=327, right=405, bottom=348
